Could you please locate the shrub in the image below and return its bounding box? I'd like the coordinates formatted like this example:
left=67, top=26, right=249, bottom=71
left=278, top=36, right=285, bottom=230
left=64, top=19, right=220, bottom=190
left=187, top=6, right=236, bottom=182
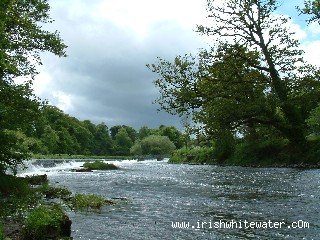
left=22, top=205, right=71, bottom=240
left=131, top=135, right=176, bottom=157
left=169, top=147, right=215, bottom=164
left=22, top=174, right=48, bottom=185
left=0, top=174, right=29, bottom=197
left=229, top=138, right=289, bottom=166
left=70, top=193, right=113, bottom=211
left=38, top=183, right=72, bottom=200
left=83, top=160, right=118, bottom=170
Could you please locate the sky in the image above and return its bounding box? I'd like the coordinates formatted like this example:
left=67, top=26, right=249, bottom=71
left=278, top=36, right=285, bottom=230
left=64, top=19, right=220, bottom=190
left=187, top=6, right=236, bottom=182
left=31, top=0, right=320, bottom=129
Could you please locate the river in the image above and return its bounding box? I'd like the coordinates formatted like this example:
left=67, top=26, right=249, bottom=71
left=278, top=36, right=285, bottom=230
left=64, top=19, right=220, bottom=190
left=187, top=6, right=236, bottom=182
left=21, top=159, right=320, bottom=240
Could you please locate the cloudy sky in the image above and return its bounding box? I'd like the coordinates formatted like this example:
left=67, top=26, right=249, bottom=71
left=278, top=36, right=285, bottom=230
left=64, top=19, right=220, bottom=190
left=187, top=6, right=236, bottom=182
left=32, top=0, right=320, bottom=129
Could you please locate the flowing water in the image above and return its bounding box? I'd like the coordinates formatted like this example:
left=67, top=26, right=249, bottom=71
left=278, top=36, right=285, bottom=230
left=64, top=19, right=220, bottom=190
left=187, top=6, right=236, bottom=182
left=20, top=160, right=320, bottom=240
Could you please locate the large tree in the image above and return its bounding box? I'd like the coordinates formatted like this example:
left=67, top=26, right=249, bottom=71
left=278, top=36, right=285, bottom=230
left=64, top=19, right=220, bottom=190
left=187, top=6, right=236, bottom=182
left=148, top=0, right=320, bottom=161
left=0, top=0, right=66, bottom=172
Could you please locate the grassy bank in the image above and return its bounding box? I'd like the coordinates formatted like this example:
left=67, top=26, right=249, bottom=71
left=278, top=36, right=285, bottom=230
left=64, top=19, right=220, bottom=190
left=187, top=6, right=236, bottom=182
left=0, top=173, right=115, bottom=239
left=169, top=139, right=320, bottom=168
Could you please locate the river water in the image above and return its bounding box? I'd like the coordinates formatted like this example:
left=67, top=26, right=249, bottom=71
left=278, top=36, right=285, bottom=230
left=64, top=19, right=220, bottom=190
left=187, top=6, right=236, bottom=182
left=21, top=160, right=320, bottom=240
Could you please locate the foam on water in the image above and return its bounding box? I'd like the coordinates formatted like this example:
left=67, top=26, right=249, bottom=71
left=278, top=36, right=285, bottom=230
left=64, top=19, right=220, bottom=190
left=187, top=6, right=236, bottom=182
left=18, top=160, right=84, bottom=177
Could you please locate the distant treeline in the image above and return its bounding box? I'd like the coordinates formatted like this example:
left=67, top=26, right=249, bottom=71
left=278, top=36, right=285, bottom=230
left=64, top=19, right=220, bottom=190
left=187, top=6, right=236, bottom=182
left=20, top=105, right=185, bottom=156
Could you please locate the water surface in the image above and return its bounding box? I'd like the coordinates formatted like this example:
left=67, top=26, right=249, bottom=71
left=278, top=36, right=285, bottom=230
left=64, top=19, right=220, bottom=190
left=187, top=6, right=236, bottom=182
left=22, top=160, right=320, bottom=239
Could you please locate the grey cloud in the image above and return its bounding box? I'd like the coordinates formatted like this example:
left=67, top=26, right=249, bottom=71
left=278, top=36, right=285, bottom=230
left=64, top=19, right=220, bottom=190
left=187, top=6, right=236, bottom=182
left=37, top=0, right=205, bottom=129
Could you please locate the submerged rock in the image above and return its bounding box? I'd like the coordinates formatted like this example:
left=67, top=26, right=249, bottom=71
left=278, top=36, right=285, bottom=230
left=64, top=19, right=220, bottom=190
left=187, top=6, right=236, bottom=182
left=18, top=174, right=48, bottom=185
left=72, top=168, right=93, bottom=172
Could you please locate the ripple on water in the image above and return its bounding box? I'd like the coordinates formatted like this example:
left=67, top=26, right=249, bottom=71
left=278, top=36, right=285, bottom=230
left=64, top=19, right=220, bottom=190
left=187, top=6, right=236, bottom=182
left=23, top=160, right=320, bottom=240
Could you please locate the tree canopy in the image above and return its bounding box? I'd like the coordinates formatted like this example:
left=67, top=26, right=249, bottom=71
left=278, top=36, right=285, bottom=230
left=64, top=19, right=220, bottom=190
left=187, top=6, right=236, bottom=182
left=0, top=0, right=66, bottom=172
left=148, top=0, right=320, bottom=163
left=300, top=0, right=320, bottom=23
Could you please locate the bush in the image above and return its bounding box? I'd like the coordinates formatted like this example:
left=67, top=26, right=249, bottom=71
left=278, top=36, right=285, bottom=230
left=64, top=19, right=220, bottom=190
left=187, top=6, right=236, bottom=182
left=0, top=174, right=29, bottom=197
left=22, top=174, right=48, bottom=185
left=169, top=147, right=215, bottom=164
left=214, top=131, right=236, bottom=163
left=131, top=135, right=176, bottom=157
left=83, top=160, right=119, bottom=170
left=38, top=183, right=72, bottom=200
left=229, top=138, right=290, bottom=166
left=70, top=193, right=113, bottom=211
left=22, top=205, right=71, bottom=240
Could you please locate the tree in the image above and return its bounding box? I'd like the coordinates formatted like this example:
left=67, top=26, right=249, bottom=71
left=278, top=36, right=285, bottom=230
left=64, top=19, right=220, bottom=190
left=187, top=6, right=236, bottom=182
left=113, top=128, right=133, bottom=155
left=158, top=125, right=183, bottom=149
left=149, top=0, right=320, bottom=161
left=0, top=0, right=66, bottom=80
left=110, top=125, right=137, bottom=142
left=138, top=126, right=157, bottom=139
left=307, top=104, right=320, bottom=137
left=0, top=0, right=66, bottom=172
left=94, top=123, right=113, bottom=155
left=130, top=135, right=176, bottom=157
left=0, top=80, right=41, bottom=172
left=299, top=0, right=320, bottom=23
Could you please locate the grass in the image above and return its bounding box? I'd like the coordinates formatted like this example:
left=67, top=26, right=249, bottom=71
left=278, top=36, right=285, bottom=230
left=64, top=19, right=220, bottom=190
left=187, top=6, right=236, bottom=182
left=38, top=183, right=72, bottom=200
left=21, top=174, right=48, bottom=185
left=70, top=193, right=114, bottom=211
left=83, top=160, right=119, bottom=170
left=22, top=204, right=69, bottom=240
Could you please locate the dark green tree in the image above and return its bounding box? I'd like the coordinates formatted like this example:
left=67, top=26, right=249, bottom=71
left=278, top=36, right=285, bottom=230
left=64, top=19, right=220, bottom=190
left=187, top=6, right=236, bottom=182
left=94, top=123, right=113, bottom=155
left=158, top=125, right=183, bottom=149
left=0, top=0, right=66, bottom=172
left=113, top=128, right=133, bottom=156
left=110, top=125, right=137, bottom=142
left=149, top=0, right=320, bottom=163
left=131, top=135, right=176, bottom=157
left=138, top=126, right=157, bottom=139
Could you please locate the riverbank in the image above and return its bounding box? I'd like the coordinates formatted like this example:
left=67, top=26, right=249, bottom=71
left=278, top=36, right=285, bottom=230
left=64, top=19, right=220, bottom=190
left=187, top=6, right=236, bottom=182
left=169, top=146, right=320, bottom=169
left=0, top=172, right=116, bottom=239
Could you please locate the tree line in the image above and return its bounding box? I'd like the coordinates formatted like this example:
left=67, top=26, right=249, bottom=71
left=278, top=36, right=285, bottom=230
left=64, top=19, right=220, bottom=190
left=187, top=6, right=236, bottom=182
left=20, top=105, right=184, bottom=157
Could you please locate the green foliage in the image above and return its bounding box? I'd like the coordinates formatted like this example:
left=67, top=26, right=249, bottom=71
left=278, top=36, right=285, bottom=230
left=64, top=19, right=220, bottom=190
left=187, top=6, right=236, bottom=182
left=0, top=82, right=41, bottom=173
left=138, top=126, right=156, bottom=139
left=131, top=135, right=176, bottom=157
left=0, top=222, right=4, bottom=240
left=38, top=183, right=72, bottom=200
left=130, top=141, right=143, bottom=155
left=110, top=125, right=137, bottom=143
left=299, top=0, right=320, bottom=23
left=71, top=193, right=112, bottom=211
left=23, top=174, right=48, bottom=186
left=307, top=104, right=320, bottom=136
left=230, top=138, right=290, bottom=166
left=0, top=0, right=66, bottom=172
left=0, top=174, right=29, bottom=197
left=158, top=125, right=184, bottom=149
left=214, top=131, right=236, bottom=163
left=0, top=0, right=66, bottom=80
left=83, top=161, right=119, bottom=170
left=22, top=205, right=67, bottom=240
left=149, top=0, right=320, bottom=164
left=169, top=147, right=215, bottom=164
left=113, top=128, right=133, bottom=155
